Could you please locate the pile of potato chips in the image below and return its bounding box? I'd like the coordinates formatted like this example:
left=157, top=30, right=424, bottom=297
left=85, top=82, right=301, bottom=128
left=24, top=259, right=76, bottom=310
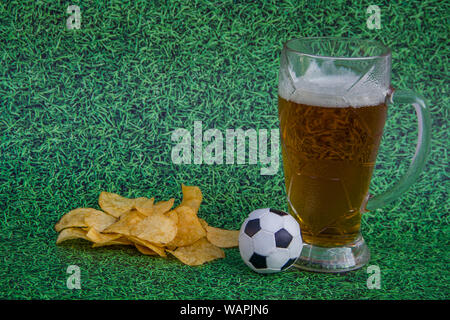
left=55, top=185, right=239, bottom=266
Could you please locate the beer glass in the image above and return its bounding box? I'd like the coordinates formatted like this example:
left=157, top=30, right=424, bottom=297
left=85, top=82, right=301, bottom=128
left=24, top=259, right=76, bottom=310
left=278, top=37, right=431, bottom=272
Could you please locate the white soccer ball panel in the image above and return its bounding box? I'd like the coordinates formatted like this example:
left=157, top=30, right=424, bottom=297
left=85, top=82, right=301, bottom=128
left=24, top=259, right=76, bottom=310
left=288, top=235, right=303, bottom=259
left=238, top=233, right=254, bottom=262
left=282, top=214, right=301, bottom=238
left=257, top=268, right=280, bottom=274
left=259, top=212, right=283, bottom=233
left=252, top=230, right=276, bottom=256
left=248, top=208, right=269, bottom=220
left=266, top=248, right=290, bottom=270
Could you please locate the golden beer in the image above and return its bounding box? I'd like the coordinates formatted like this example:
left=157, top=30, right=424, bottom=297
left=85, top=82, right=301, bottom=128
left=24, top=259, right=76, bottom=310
left=278, top=95, right=388, bottom=247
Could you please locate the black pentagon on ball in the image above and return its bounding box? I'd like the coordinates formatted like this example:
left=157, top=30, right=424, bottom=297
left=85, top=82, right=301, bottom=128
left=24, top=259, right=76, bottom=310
left=269, top=208, right=288, bottom=216
left=244, top=219, right=261, bottom=237
left=281, top=258, right=296, bottom=270
left=249, top=252, right=267, bottom=269
left=274, top=228, right=293, bottom=248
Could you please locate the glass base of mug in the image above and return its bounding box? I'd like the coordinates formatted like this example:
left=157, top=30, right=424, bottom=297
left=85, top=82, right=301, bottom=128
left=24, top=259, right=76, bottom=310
left=293, top=235, right=370, bottom=273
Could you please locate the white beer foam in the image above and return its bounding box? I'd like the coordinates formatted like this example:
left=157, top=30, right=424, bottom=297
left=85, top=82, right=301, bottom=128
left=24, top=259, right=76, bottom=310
left=279, top=60, right=388, bottom=108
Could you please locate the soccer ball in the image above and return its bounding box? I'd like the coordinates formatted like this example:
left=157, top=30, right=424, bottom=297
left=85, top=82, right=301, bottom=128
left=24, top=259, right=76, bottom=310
left=239, top=208, right=303, bottom=273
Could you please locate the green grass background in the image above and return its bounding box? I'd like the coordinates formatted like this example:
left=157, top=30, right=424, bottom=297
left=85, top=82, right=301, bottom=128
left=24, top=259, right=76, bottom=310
left=0, top=0, right=448, bottom=299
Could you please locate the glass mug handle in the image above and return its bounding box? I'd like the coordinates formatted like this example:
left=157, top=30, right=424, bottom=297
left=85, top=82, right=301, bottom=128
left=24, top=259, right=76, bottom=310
left=365, top=89, right=432, bottom=211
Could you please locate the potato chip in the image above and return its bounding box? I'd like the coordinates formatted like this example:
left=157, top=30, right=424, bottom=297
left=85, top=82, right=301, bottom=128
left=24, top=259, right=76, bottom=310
left=56, top=227, right=90, bottom=244
left=127, top=235, right=166, bottom=257
left=133, top=197, right=154, bottom=216
left=164, top=210, right=179, bottom=250
left=55, top=208, right=107, bottom=232
left=167, top=238, right=225, bottom=266
left=55, top=185, right=236, bottom=266
left=86, top=228, right=122, bottom=244
left=206, top=226, right=239, bottom=248
left=179, top=184, right=202, bottom=214
left=165, top=209, right=178, bottom=225
left=130, top=213, right=177, bottom=245
left=167, top=206, right=206, bottom=247
left=153, top=198, right=175, bottom=215
left=84, top=209, right=117, bottom=232
left=98, top=191, right=135, bottom=218
left=102, top=210, right=145, bottom=236
left=91, top=237, right=133, bottom=247
left=199, top=218, right=208, bottom=230
left=134, top=243, right=158, bottom=256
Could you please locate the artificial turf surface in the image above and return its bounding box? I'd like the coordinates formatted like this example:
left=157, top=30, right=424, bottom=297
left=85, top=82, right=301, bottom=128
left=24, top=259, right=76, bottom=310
left=0, top=0, right=448, bottom=300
